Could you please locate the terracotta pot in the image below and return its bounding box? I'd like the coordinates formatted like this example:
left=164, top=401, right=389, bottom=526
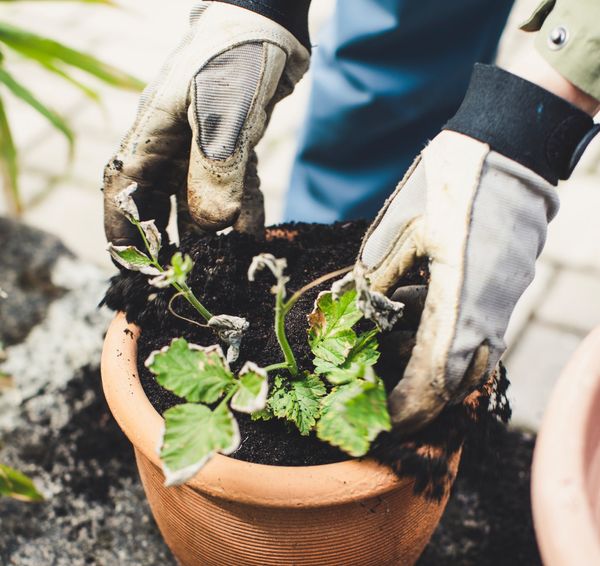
left=532, top=327, right=600, bottom=565
left=102, top=312, right=460, bottom=566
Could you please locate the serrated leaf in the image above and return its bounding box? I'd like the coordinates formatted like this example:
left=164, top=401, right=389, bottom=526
left=160, top=403, right=240, bottom=486
left=308, top=290, right=363, bottom=365
left=317, top=379, right=391, bottom=457
left=0, top=464, right=44, bottom=502
left=231, top=362, right=268, bottom=414
left=268, top=374, right=326, bottom=435
left=145, top=339, right=234, bottom=404
left=106, top=243, right=160, bottom=275
left=315, top=328, right=381, bottom=383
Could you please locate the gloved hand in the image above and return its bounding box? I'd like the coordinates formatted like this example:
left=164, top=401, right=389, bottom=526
left=103, top=1, right=309, bottom=246
left=356, top=64, right=599, bottom=434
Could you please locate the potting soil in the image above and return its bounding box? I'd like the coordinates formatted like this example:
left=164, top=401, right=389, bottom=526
left=104, top=222, right=510, bottom=497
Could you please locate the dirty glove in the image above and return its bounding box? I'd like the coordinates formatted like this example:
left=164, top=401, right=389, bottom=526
left=104, top=1, right=310, bottom=246
left=357, top=64, right=600, bottom=433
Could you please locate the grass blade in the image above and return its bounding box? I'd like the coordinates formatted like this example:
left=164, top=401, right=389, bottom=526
left=0, top=22, right=144, bottom=90
left=0, top=93, right=20, bottom=214
left=0, top=66, right=74, bottom=147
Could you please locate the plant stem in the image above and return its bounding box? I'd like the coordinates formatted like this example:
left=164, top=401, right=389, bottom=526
left=264, top=362, right=289, bottom=373
left=217, top=384, right=238, bottom=411
left=275, top=285, right=298, bottom=377
left=176, top=281, right=213, bottom=321
left=284, top=265, right=353, bottom=314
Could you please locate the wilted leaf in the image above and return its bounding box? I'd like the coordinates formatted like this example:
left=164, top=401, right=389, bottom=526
left=0, top=464, right=43, bottom=502
left=231, top=362, right=268, bottom=414
left=114, top=183, right=139, bottom=221
left=317, top=379, right=391, bottom=457
left=248, top=253, right=289, bottom=297
left=140, top=219, right=161, bottom=259
left=207, top=314, right=249, bottom=363
left=268, top=373, right=326, bottom=435
left=106, top=243, right=160, bottom=275
left=145, top=339, right=234, bottom=404
left=160, top=403, right=240, bottom=486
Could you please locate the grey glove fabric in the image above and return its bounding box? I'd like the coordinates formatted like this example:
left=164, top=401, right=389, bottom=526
left=358, top=131, right=559, bottom=433
left=104, top=1, right=309, bottom=246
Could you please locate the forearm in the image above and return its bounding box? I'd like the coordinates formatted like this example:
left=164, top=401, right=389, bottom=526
left=210, top=0, right=312, bottom=49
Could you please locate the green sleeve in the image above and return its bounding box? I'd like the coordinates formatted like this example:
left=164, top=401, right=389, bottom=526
left=520, top=0, right=600, bottom=101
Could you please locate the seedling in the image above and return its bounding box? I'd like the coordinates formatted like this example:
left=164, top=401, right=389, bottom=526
left=0, top=463, right=43, bottom=502
left=144, top=251, right=394, bottom=485
left=107, top=184, right=248, bottom=362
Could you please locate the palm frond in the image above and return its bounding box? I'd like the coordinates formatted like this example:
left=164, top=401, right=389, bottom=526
left=0, top=93, right=20, bottom=214
left=0, top=22, right=144, bottom=90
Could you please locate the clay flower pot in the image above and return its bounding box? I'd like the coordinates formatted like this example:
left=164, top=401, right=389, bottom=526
left=102, top=313, right=459, bottom=566
left=532, top=327, right=600, bottom=565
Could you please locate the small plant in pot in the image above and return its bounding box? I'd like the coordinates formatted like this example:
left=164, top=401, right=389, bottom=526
left=102, top=185, right=509, bottom=565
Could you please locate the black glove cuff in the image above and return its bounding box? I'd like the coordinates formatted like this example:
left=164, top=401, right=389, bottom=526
left=444, top=64, right=600, bottom=185
left=211, top=0, right=311, bottom=51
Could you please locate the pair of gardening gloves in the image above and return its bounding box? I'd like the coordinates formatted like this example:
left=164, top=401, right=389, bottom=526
left=104, top=2, right=599, bottom=434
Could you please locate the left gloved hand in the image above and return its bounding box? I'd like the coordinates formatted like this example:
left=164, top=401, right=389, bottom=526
left=356, top=64, right=600, bottom=433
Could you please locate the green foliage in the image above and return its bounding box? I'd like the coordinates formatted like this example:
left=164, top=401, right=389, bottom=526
left=231, top=363, right=268, bottom=414
left=0, top=464, right=43, bottom=502
left=160, top=403, right=239, bottom=487
left=146, top=339, right=234, bottom=404
left=0, top=4, right=144, bottom=214
left=266, top=374, right=326, bottom=436
left=317, top=380, right=391, bottom=457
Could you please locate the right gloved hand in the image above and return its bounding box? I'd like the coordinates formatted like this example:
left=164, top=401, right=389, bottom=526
left=103, top=1, right=310, bottom=247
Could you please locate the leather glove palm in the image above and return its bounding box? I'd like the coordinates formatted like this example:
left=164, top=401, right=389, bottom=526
left=104, top=1, right=309, bottom=246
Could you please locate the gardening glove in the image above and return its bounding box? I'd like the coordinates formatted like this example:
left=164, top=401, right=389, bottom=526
left=357, top=64, right=600, bottom=434
left=103, top=1, right=310, bottom=247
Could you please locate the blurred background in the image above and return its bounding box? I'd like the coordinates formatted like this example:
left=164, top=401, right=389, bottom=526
left=1, top=0, right=599, bottom=431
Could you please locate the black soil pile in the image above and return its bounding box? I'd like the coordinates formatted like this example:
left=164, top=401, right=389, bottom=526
left=104, top=222, right=510, bottom=497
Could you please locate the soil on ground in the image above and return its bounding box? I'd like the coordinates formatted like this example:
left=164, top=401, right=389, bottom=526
left=104, top=222, right=510, bottom=497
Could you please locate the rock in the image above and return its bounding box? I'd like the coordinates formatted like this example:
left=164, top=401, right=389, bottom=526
left=0, top=217, right=71, bottom=346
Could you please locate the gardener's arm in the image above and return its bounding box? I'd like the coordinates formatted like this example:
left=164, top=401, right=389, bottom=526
left=358, top=0, right=600, bottom=434
left=103, top=0, right=311, bottom=247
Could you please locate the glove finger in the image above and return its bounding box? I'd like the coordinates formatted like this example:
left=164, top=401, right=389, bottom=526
left=358, top=157, right=427, bottom=295
left=104, top=101, right=190, bottom=247
left=187, top=42, right=287, bottom=231
left=233, top=151, right=265, bottom=237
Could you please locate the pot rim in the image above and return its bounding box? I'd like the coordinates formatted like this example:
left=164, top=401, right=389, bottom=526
left=532, top=326, right=600, bottom=564
left=102, top=312, right=404, bottom=508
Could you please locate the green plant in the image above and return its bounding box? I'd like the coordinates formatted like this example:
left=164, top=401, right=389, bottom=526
left=0, top=463, right=43, bottom=502
left=144, top=254, right=391, bottom=485
left=0, top=0, right=144, bottom=214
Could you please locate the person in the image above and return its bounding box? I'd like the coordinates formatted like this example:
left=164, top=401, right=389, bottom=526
left=103, top=0, right=600, bottom=433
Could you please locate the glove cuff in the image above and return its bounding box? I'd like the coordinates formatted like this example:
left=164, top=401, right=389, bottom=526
left=210, top=0, right=312, bottom=50
left=444, top=64, right=600, bottom=185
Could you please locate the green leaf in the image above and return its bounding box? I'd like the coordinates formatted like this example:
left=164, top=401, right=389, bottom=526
left=317, top=379, right=391, bottom=457
left=149, top=252, right=193, bottom=289
left=308, top=290, right=363, bottom=365
left=315, top=328, right=381, bottom=384
left=0, top=93, right=20, bottom=214
left=0, top=67, right=74, bottom=147
left=160, top=403, right=240, bottom=486
left=231, top=362, right=268, bottom=414
left=146, top=339, right=234, bottom=404
left=106, top=243, right=160, bottom=275
left=0, top=22, right=144, bottom=90
left=268, top=374, right=326, bottom=435
left=0, top=464, right=43, bottom=502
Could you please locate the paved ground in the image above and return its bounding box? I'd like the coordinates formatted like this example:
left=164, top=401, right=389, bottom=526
left=1, top=0, right=599, bottom=430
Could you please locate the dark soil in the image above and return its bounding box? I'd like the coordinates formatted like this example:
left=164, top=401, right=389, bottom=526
left=103, top=222, right=510, bottom=497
